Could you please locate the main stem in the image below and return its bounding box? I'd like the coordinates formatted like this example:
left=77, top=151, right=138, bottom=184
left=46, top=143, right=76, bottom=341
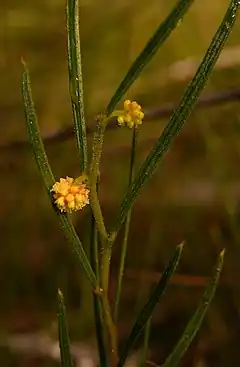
left=101, top=292, right=118, bottom=366
left=90, top=180, right=108, bottom=367
left=89, top=114, right=118, bottom=365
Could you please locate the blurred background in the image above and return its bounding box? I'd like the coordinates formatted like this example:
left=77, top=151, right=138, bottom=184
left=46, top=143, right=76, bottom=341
left=1, top=0, right=240, bottom=365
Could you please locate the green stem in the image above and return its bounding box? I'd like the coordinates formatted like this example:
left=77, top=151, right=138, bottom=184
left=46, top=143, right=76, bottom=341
left=90, top=180, right=107, bottom=367
left=140, top=319, right=151, bottom=367
left=90, top=185, right=108, bottom=242
left=140, top=284, right=154, bottom=367
left=89, top=115, right=118, bottom=365
left=91, top=211, right=100, bottom=284
left=101, top=293, right=119, bottom=366
left=89, top=115, right=110, bottom=242
left=101, top=244, right=112, bottom=292
left=113, top=126, right=138, bottom=322
left=90, top=116, right=111, bottom=291
left=98, top=247, right=118, bottom=366
left=90, top=115, right=114, bottom=292
left=57, top=289, right=73, bottom=367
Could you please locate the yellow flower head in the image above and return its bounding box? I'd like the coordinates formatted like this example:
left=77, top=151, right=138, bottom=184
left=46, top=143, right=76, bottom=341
left=117, top=100, right=144, bottom=128
left=51, top=176, right=89, bottom=213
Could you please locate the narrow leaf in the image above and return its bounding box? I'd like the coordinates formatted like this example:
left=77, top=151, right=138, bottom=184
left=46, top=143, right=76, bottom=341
left=111, top=0, right=240, bottom=239
left=58, top=289, right=73, bottom=367
left=107, top=0, right=195, bottom=114
left=67, top=0, right=88, bottom=172
left=118, top=243, right=184, bottom=367
left=21, top=63, right=97, bottom=289
left=163, top=250, right=225, bottom=367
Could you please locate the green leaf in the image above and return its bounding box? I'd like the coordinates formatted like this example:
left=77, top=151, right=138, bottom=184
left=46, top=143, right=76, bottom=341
left=118, top=243, right=184, bottom=367
left=163, top=250, right=225, bottom=367
left=66, top=0, right=88, bottom=172
left=21, top=63, right=97, bottom=289
left=57, top=289, right=73, bottom=367
left=110, top=0, right=240, bottom=240
left=106, top=0, right=195, bottom=114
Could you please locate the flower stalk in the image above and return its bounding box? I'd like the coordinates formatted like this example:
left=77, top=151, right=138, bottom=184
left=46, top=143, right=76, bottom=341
left=113, top=125, right=138, bottom=322
left=89, top=115, right=109, bottom=242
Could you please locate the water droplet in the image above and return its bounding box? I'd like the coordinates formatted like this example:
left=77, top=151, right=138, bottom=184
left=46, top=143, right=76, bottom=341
left=177, top=20, right=182, bottom=27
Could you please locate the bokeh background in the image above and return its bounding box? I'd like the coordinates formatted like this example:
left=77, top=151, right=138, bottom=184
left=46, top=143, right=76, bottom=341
left=1, top=0, right=240, bottom=366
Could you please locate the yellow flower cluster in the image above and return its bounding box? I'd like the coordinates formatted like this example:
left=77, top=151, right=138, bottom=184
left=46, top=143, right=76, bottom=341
left=51, top=176, right=89, bottom=213
left=117, top=100, right=144, bottom=128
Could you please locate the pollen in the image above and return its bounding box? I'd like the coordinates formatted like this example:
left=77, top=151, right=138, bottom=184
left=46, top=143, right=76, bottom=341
left=117, top=100, right=144, bottom=128
left=51, top=176, right=89, bottom=213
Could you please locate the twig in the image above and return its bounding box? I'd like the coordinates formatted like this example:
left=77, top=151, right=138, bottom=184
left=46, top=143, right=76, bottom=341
left=1, top=88, right=240, bottom=152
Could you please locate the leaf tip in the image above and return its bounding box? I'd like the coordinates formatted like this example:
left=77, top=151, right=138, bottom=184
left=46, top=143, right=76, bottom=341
left=58, top=288, right=63, bottom=299
left=178, top=241, right=185, bottom=252
left=219, top=248, right=225, bottom=260
left=21, top=57, right=28, bottom=72
left=20, top=57, right=29, bottom=85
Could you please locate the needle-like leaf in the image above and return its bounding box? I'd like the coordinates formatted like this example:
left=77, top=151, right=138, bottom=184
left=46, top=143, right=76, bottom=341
left=110, top=0, right=240, bottom=240
left=58, top=289, right=73, bottom=367
left=118, top=243, right=183, bottom=367
left=107, top=0, right=195, bottom=114
left=21, top=63, right=97, bottom=289
left=163, top=250, right=225, bottom=367
left=67, top=0, right=88, bottom=172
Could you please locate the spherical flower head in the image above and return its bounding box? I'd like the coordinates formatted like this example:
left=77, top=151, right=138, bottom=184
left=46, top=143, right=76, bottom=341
left=117, top=100, right=144, bottom=128
left=51, top=176, right=89, bottom=213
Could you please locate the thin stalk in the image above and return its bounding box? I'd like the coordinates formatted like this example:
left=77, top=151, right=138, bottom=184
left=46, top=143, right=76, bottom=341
left=100, top=242, right=118, bottom=366
left=101, top=293, right=119, bottom=367
left=101, top=244, right=112, bottom=293
left=90, top=180, right=107, bottom=367
left=140, top=319, right=151, bottom=367
left=89, top=116, right=110, bottom=242
left=90, top=209, right=100, bottom=284
left=89, top=115, right=114, bottom=293
left=92, top=284, right=108, bottom=367
left=96, top=255, right=118, bottom=366
left=66, top=0, right=88, bottom=172
left=113, top=126, right=138, bottom=322
left=89, top=116, right=118, bottom=365
left=57, top=289, right=73, bottom=367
